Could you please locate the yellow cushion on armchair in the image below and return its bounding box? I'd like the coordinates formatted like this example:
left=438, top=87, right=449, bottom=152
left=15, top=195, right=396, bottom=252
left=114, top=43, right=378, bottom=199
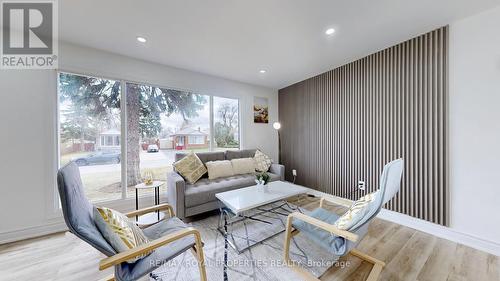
left=94, top=206, right=150, bottom=263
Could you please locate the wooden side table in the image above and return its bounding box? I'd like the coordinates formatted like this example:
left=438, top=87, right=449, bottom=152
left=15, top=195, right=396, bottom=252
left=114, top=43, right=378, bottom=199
left=134, top=181, right=165, bottom=224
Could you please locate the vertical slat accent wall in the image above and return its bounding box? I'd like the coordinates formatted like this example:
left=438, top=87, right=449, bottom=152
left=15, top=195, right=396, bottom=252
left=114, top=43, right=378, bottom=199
left=278, top=27, right=449, bottom=226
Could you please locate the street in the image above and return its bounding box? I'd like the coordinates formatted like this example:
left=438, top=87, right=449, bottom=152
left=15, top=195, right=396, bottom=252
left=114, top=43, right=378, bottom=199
left=79, top=149, right=176, bottom=175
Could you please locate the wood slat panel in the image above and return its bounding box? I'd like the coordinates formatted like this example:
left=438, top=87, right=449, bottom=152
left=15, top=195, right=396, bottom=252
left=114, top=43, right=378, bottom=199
left=278, top=26, right=449, bottom=226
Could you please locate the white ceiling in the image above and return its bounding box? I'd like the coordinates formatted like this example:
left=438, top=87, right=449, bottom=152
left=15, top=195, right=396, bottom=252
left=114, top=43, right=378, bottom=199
left=59, top=0, right=500, bottom=89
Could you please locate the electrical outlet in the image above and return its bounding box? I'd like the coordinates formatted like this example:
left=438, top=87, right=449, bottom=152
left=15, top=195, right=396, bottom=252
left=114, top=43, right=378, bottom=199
left=358, top=181, right=366, bottom=190
left=292, top=169, right=297, bottom=176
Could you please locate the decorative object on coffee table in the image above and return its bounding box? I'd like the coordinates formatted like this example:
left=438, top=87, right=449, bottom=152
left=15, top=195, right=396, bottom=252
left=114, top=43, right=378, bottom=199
left=255, top=172, right=271, bottom=191
left=255, top=172, right=270, bottom=185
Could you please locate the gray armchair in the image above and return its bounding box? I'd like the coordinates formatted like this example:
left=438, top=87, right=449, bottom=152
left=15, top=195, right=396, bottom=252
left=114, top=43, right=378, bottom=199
left=57, top=162, right=207, bottom=281
left=283, top=159, right=404, bottom=281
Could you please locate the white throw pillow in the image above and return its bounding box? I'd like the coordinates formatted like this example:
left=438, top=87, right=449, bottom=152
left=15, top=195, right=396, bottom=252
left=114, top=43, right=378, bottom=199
left=231, top=158, right=256, bottom=175
left=254, top=150, right=272, bottom=172
left=205, top=160, right=235, bottom=180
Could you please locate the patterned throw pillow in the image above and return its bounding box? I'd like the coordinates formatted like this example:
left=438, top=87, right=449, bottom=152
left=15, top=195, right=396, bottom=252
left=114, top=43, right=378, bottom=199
left=94, top=207, right=150, bottom=263
left=173, top=152, right=207, bottom=184
left=254, top=150, right=272, bottom=172
left=334, top=191, right=379, bottom=230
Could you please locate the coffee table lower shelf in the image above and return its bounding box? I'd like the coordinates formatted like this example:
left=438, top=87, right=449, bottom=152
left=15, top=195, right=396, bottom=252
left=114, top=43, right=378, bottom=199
left=217, top=201, right=300, bottom=254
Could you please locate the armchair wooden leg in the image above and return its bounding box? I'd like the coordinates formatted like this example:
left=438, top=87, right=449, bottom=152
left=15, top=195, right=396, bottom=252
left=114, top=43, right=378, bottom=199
left=284, top=216, right=319, bottom=280
left=190, top=231, right=207, bottom=281
left=319, top=197, right=326, bottom=208
left=283, top=222, right=385, bottom=281
left=350, top=249, right=385, bottom=281
left=283, top=215, right=293, bottom=263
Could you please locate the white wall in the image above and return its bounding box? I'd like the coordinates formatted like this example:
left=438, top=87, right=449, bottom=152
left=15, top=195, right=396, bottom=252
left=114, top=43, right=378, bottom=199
left=0, top=70, right=60, bottom=236
left=449, top=6, right=500, bottom=244
left=3, top=6, right=500, bottom=250
left=0, top=43, right=278, bottom=242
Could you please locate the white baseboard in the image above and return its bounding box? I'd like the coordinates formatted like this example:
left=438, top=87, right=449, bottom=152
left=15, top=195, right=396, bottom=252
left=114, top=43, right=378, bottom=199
left=0, top=220, right=68, bottom=245
left=306, top=189, right=500, bottom=257
left=377, top=208, right=500, bottom=257
left=0, top=195, right=164, bottom=245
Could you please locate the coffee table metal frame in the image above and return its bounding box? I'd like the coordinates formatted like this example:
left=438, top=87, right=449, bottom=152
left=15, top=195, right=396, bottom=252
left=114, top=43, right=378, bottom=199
left=217, top=198, right=301, bottom=254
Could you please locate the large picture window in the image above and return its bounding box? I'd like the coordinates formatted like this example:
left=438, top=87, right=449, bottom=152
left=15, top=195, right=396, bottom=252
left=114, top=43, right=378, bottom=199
left=58, top=73, right=122, bottom=202
left=58, top=72, right=239, bottom=203
left=125, top=82, right=209, bottom=197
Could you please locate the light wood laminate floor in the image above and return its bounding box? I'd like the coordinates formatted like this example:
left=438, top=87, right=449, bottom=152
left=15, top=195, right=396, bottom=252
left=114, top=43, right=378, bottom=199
left=0, top=197, right=498, bottom=281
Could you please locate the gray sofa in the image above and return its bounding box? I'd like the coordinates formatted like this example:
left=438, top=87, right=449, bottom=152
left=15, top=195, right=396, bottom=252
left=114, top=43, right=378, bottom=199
left=167, top=149, right=285, bottom=220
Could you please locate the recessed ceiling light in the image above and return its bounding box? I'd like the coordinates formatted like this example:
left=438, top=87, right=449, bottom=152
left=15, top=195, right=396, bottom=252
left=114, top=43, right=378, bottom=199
left=136, top=36, right=147, bottom=43
left=325, top=28, right=335, bottom=35
left=259, top=70, right=266, bottom=74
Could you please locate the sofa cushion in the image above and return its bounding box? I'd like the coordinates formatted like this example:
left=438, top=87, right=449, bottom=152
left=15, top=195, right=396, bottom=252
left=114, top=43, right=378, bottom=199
left=172, top=152, right=207, bottom=184
left=184, top=173, right=281, bottom=208
left=205, top=160, right=235, bottom=180
left=254, top=150, right=272, bottom=172
left=231, top=158, right=256, bottom=175
left=226, top=149, right=257, bottom=160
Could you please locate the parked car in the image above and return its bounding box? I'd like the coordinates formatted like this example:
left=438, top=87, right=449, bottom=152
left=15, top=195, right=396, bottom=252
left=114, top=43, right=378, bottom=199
left=147, top=144, right=159, bottom=153
left=73, top=150, right=121, bottom=166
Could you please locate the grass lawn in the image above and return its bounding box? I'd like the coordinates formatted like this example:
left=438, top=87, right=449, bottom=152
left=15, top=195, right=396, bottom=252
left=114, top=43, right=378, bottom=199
left=75, top=147, right=242, bottom=202
left=82, top=165, right=173, bottom=202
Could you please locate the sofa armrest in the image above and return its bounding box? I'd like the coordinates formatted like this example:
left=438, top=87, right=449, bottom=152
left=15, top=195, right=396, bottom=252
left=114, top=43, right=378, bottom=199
left=270, top=163, right=285, bottom=181
left=167, top=171, right=186, bottom=220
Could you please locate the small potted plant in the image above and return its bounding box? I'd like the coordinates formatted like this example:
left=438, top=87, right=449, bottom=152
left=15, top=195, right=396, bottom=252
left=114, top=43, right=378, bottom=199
left=255, top=172, right=270, bottom=191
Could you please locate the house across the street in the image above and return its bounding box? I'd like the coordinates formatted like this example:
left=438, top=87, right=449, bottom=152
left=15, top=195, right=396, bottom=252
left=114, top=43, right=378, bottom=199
left=170, top=127, right=208, bottom=150
left=97, top=129, right=120, bottom=150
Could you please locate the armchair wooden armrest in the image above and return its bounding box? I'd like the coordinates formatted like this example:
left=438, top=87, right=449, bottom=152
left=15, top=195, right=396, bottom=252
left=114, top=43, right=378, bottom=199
left=99, top=227, right=201, bottom=270
left=287, top=212, right=358, bottom=242
left=125, top=203, right=174, bottom=219
left=319, top=196, right=352, bottom=208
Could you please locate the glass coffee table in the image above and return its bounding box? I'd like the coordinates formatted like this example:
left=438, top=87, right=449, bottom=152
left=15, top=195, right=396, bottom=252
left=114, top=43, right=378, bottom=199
left=215, top=180, right=308, bottom=253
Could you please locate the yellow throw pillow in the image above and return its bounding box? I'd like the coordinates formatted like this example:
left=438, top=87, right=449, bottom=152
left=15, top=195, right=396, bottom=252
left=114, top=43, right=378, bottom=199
left=173, top=152, right=207, bottom=184
left=334, top=191, right=378, bottom=230
left=231, top=158, right=256, bottom=175
left=94, top=206, right=150, bottom=263
left=254, top=150, right=272, bottom=172
left=205, top=160, right=235, bottom=180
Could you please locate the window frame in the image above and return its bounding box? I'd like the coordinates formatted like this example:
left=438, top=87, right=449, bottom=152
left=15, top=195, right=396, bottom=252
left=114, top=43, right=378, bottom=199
left=56, top=70, right=241, bottom=206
